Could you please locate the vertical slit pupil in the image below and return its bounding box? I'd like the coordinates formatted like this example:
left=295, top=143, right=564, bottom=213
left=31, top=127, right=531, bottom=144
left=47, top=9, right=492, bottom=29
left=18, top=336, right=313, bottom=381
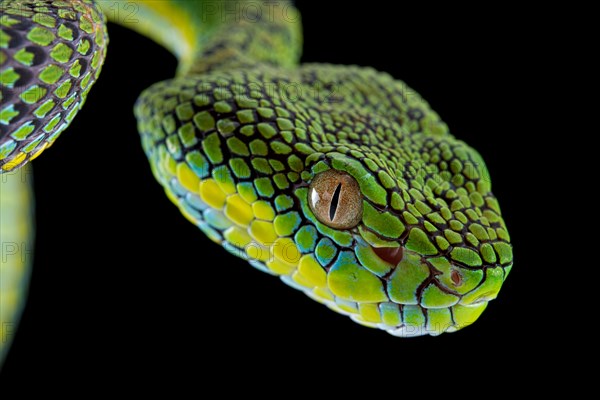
left=330, top=183, right=342, bottom=221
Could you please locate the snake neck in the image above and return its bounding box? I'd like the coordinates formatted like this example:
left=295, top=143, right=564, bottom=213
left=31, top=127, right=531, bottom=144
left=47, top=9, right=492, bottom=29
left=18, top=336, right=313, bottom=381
left=99, top=0, right=302, bottom=76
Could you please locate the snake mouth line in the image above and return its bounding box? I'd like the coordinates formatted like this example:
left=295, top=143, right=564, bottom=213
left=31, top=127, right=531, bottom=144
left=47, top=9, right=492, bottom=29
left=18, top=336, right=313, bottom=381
left=372, top=246, right=404, bottom=266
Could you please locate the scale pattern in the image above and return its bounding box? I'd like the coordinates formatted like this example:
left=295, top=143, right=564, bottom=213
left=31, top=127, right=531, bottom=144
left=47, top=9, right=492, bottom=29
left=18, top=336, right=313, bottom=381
left=0, top=0, right=107, bottom=171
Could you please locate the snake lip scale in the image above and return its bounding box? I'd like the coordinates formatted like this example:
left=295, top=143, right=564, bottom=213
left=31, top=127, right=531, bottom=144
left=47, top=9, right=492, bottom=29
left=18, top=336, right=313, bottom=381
left=0, top=0, right=513, bottom=357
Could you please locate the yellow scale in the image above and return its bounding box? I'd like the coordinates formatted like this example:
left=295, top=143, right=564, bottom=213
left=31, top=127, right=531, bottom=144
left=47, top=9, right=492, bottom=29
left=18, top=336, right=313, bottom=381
left=1, top=142, right=48, bottom=172
left=158, top=150, right=352, bottom=311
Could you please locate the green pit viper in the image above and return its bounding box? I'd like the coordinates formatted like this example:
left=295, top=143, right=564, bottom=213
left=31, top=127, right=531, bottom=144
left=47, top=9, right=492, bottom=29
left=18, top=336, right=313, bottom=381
left=0, top=0, right=513, bottom=364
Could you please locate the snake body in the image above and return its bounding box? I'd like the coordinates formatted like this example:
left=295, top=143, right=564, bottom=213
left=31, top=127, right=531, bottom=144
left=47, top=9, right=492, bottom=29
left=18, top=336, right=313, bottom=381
left=0, top=165, right=33, bottom=363
left=0, top=0, right=513, bottom=363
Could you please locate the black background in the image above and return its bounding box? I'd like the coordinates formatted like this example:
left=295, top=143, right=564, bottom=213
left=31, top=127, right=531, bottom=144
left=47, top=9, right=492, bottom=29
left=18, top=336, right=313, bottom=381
left=2, top=1, right=545, bottom=386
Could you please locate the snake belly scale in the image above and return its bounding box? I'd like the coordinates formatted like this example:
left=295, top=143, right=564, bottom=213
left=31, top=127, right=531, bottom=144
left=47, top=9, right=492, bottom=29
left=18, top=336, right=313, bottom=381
left=0, top=0, right=513, bottom=361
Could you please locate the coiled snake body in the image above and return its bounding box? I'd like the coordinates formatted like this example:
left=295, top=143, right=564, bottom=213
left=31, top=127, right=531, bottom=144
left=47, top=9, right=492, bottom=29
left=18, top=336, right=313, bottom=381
left=0, top=0, right=513, bottom=364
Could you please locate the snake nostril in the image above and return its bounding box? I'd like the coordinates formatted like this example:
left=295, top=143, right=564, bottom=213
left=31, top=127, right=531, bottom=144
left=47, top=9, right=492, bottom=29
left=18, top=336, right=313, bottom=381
left=373, top=246, right=404, bottom=266
left=451, top=270, right=462, bottom=286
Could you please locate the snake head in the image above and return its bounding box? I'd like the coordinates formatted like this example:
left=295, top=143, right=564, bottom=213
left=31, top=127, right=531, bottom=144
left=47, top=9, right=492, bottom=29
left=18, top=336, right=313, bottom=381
left=135, top=63, right=512, bottom=337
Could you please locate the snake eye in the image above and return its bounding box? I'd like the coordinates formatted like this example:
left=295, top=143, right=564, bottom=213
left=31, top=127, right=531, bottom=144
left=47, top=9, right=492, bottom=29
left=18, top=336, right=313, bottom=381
left=308, top=169, right=363, bottom=229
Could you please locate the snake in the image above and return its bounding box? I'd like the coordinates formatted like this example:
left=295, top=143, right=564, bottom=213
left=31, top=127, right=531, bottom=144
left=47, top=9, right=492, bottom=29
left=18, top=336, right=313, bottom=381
left=0, top=0, right=513, bottom=364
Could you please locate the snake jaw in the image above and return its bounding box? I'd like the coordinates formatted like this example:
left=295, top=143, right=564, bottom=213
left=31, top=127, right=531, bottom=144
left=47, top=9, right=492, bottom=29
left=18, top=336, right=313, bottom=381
left=344, top=233, right=510, bottom=336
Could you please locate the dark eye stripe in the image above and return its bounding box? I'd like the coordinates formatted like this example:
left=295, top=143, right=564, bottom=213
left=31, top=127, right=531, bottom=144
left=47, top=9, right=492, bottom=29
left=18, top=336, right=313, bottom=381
left=329, top=182, right=342, bottom=221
